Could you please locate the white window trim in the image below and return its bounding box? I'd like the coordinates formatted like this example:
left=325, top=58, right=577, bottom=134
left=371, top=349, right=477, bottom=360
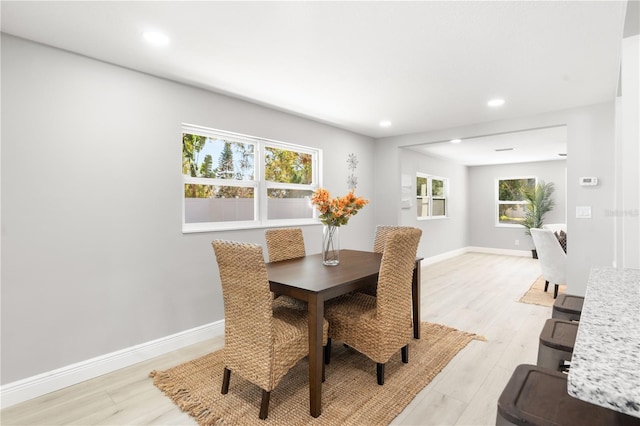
left=182, top=124, right=322, bottom=233
left=416, top=173, right=449, bottom=220
left=495, top=175, right=537, bottom=228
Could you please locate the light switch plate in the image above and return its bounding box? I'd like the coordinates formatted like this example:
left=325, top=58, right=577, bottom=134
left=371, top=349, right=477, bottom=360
left=576, top=206, right=592, bottom=218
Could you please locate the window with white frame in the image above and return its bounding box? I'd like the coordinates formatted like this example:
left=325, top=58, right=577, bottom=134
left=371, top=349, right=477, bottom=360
left=416, top=173, right=448, bottom=219
left=182, top=124, right=321, bottom=232
left=496, top=176, right=536, bottom=226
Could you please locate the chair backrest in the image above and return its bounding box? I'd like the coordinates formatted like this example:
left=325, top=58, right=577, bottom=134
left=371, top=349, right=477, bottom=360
left=530, top=228, right=566, bottom=285
left=265, top=228, right=306, bottom=262
left=211, top=240, right=274, bottom=387
left=373, top=225, right=415, bottom=253
left=375, top=228, right=422, bottom=326
left=542, top=223, right=567, bottom=234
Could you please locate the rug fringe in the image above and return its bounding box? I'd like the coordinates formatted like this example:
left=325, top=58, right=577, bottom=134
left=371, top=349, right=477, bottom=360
left=150, top=370, right=221, bottom=425
left=427, top=323, right=486, bottom=342
left=151, top=322, right=481, bottom=425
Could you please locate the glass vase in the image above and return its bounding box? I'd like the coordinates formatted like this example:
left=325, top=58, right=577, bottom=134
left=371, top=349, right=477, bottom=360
left=322, top=224, right=340, bottom=266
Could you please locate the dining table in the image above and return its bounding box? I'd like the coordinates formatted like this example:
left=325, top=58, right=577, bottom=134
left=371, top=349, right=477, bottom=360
left=567, top=266, right=640, bottom=419
left=266, top=249, right=423, bottom=418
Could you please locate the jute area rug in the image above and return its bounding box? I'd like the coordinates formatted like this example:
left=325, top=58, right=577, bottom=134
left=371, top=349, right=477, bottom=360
left=150, top=322, right=483, bottom=425
left=518, top=276, right=566, bottom=307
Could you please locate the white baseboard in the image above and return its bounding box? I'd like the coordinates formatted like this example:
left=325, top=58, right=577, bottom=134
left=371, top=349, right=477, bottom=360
left=423, top=247, right=469, bottom=266
left=466, top=246, right=532, bottom=257
left=0, top=245, right=530, bottom=409
left=0, top=320, right=225, bottom=409
left=422, top=246, right=532, bottom=266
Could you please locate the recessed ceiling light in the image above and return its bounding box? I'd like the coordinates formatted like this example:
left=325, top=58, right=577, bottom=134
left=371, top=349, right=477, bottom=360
left=379, top=120, right=392, bottom=128
left=487, top=99, right=505, bottom=107
left=450, top=139, right=462, bottom=144
left=143, top=31, right=170, bottom=46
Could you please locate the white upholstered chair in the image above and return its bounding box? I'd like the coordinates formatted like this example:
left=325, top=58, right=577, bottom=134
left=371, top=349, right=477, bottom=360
left=531, top=228, right=566, bottom=299
left=542, top=223, right=567, bottom=234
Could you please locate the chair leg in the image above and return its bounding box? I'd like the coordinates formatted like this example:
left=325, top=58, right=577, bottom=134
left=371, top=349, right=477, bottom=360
left=544, top=280, right=549, bottom=292
left=401, top=345, right=409, bottom=363
left=324, top=338, right=332, bottom=365
left=376, top=363, right=385, bottom=385
left=259, top=389, right=271, bottom=420
left=322, top=345, right=326, bottom=382
left=554, top=284, right=559, bottom=299
left=221, top=367, right=231, bottom=394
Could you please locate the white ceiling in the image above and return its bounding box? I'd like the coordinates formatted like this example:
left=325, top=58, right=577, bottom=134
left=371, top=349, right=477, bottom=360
left=0, top=1, right=626, bottom=145
left=406, top=125, right=567, bottom=166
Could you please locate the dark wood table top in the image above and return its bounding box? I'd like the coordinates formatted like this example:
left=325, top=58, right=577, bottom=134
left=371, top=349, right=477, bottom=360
left=266, top=249, right=382, bottom=295
left=265, top=248, right=423, bottom=417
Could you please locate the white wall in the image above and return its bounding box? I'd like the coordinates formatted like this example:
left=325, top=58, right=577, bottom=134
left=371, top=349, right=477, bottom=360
left=615, top=35, right=640, bottom=268
left=564, top=103, right=617, bottom=294
left=2, top=31, right=630, bottom=389
left=398, top=149, right=468, bottom=259
left=468, top=160, right=567, bottom=252
left=0, top=35, right=376, bottom=384
left=375, top=102, right=617, bottom=297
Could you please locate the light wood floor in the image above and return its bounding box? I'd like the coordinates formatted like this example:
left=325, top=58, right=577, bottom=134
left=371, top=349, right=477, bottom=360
left=1, top=252, right=550, bottom=425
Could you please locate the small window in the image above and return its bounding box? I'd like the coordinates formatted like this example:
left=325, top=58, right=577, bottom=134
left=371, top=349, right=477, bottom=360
left=416, top=173, right=448, bottom=219
left=497, top=177, right=536, bottom=226
left=182, top=124, right=320, bottom=232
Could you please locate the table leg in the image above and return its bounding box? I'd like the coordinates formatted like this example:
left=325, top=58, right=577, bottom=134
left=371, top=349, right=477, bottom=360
left=412, top=260, right=421, bottom=339
left=307, top=295, right=324, bottom=417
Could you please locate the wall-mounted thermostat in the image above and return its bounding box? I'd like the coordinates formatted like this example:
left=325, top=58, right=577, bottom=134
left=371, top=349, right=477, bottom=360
left=579, top=177, right=599, bottom=186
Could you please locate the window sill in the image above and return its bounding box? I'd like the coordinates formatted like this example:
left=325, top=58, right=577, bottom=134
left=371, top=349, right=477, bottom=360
left=182, top=218, right=320, bottom=233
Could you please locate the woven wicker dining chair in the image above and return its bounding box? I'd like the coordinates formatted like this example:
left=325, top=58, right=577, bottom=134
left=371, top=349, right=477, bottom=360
left=324, top=227, right=422, bottom=385
left=373, top=225, right=414, bottom=253
left=264, top=228, right=307, bottom=309
left=359, top=225, right=415, bottom=297
left=265, top=227, right=306, bottom=262
left=211, top=240, right=328, bottom=420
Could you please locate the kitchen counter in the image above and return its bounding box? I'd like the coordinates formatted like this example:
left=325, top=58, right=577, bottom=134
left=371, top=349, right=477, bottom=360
left=568, top=267, right=640, bottom=418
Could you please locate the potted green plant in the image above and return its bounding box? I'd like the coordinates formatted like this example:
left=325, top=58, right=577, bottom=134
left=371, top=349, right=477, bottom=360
left=522, top=181, right=555, bottom=258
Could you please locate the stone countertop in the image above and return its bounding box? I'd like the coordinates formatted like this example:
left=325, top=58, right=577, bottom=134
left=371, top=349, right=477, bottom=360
left=568, top=267, right=640, bottom=418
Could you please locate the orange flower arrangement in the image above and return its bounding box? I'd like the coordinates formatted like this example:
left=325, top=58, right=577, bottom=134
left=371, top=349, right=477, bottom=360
left=311, top=188, right=369, bottom=227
